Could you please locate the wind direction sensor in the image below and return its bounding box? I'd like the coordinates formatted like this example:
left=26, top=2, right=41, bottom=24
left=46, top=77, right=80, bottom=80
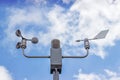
left=76, top=30, right=109, bottom=42
left=75, top=30, right=109, bottom=58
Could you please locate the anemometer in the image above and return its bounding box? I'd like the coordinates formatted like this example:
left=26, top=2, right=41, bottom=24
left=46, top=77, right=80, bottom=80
left=16, top=29, right=109, bottom=80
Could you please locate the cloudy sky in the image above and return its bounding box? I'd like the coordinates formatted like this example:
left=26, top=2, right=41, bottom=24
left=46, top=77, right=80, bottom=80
left=0, top=0, right=120, bottom=80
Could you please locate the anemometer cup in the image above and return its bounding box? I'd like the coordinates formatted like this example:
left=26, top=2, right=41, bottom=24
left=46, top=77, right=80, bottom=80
left=16, top=42, right=21, bottom=49
left=16, top=29, right=22, bottom=37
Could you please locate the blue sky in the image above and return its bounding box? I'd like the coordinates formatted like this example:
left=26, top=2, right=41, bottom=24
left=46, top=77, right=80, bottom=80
left=0, top=0, right=120, bottom=80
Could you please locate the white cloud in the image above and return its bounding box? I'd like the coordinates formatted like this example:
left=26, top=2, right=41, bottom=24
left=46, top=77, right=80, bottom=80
left=3, top=0, right=120, bottom=58
left=105, top=69, right=117, bottom=77
left=8, top=7, right=47, bottom=27
left=74, top=69, right=120, bottom=80
left=0, top=66, right=13, bottom=80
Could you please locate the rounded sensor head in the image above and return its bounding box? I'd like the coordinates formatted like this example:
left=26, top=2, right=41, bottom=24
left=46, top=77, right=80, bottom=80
left=16, top=29, right=22, bottom=37
left=31, top=37, right=38, bottom=44
left=16, top=42, right=21, bottom=49
left=51, top=39, right=60, bottom=48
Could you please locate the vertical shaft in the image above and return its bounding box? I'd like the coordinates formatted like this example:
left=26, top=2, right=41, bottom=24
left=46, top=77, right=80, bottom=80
left=53, top=68, right=59, bottom=80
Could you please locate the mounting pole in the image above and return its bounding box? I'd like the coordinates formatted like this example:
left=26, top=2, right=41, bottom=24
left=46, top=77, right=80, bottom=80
left=53, top=68, right=59, bottom=80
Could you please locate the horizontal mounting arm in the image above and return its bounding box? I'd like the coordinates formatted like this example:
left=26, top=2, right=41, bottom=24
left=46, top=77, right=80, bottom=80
left=22, top=49, right=89, bottom=58
left=62, top=49, right=89, bottom=58
left=22, top=49, right=50, bottom=58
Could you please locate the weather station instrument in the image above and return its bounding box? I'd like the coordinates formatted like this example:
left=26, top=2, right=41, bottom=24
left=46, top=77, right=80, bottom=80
left=15, top=29, right=109, bottom=80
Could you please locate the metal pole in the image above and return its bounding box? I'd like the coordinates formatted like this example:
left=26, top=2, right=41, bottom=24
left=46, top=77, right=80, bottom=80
left=53, top=68, right=59, bottom=80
